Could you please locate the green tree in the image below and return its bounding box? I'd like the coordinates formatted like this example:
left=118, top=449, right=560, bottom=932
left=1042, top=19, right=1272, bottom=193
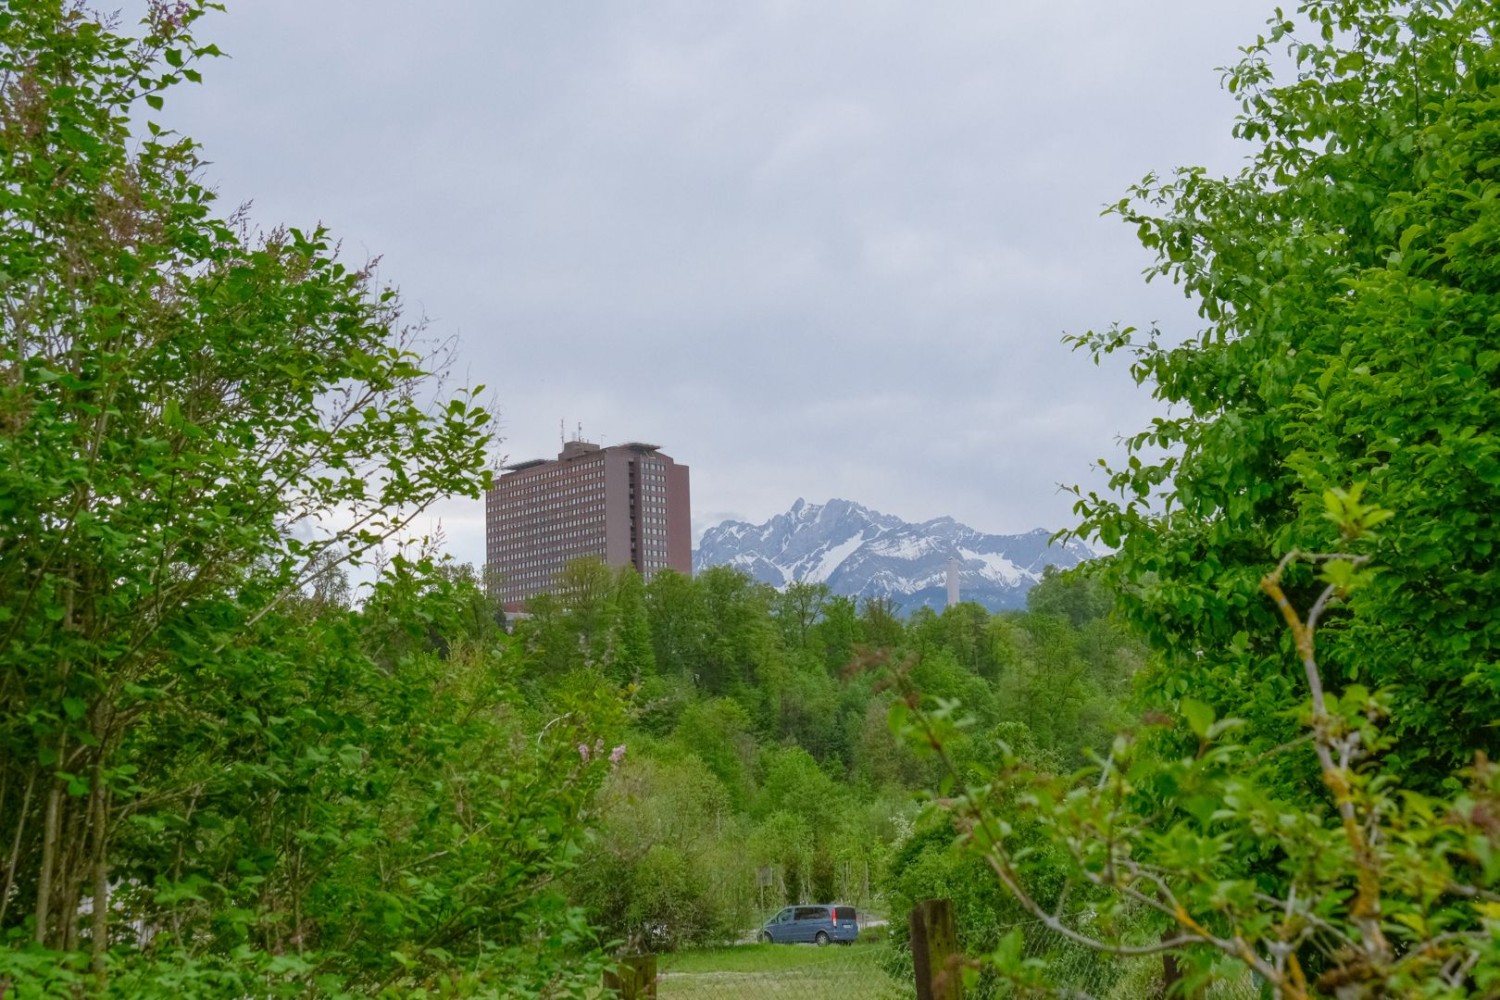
left=773, top=667, right=845, bottom=764
left=695, top=566, right=777, bottom=697
left=1069, top=0, right=1500, bottom=789
left=554, top=558, right=617, bottom=652
left=672, top=697, right=757, bottom=811
left=756, top=746, right=853, bottom=901
left=772, top=580, right=830, bottom=652
left=512, top=558, right=624, bottom=679
left=858, top=595, right=905, bottom=649
left=910, top=648, right=998, bottom=730
left=748, top=812, right=816, bottom=911
left=570, top=755, right=749, bottom=949
left=0, top=3, right=621, bottom=993
left=814, top=594, right=858, bottom=674
left=645, top=568, right=707, bottom=679
left=989, top=612, right=1133, bottom=765
left=612, top=565, right=657, bottom=684
left=909, top=602, right=1015, bottom=681
left=1025, top=565, right=1113, bottom=629
left=853, top=694, right=929, bottom=790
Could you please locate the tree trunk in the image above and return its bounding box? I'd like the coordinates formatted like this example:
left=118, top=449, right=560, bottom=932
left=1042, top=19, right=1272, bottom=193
left=34, top=780, right=61, bottom=945
left=0, top=770, right=36, bottom=929
left=910, top=898, right=963, bottom=1000
left=90, top=769, right=111, bottom=983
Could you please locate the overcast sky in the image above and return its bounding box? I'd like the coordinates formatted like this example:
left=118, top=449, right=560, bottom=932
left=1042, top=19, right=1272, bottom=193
left=162, top=1, right=1276, bottom=567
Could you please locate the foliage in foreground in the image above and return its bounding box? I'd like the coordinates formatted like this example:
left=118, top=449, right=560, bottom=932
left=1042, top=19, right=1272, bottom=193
left=0, top=1, right=616, bottom=994
left=3, top=562, right=622, bottom=997
left=1070, top=0, right=1500, bottom=792
left=902, top=0, right=1500, bottom=995
left=902, top=499, right=1500, bottom=997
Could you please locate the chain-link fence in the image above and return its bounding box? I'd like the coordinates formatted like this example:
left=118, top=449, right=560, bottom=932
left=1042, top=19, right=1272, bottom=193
left=604, top=913, right=1265, bottom=999
left=995, top=919, right=1263, bottom=999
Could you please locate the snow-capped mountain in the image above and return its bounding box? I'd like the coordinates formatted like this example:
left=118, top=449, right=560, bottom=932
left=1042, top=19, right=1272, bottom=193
left=694, top=498, right=1094, bottom=612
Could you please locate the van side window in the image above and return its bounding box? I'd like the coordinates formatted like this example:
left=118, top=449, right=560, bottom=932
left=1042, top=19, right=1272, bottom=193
left=793, top=907, right=824, bottom=921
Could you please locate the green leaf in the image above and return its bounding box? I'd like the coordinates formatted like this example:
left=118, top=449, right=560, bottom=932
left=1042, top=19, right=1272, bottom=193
left=1181, top=698, right=1215, bottom=740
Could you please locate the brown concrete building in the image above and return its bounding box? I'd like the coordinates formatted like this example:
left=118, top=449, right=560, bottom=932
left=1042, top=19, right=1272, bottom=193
left=485, top=440, right=692, bottom=606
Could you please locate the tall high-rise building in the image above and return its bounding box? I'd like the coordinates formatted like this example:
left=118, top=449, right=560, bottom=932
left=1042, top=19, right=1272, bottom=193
left=485, top=440, right=691, bottom=606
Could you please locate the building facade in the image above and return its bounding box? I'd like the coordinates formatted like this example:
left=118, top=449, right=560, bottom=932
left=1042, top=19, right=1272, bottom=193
left=485, top=440, right=692, bottom=606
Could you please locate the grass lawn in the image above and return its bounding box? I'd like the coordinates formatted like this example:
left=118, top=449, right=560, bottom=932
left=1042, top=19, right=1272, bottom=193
left=651, top=941, right=912, bottom=999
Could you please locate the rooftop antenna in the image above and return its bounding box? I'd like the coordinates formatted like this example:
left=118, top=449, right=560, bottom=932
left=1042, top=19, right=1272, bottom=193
left=559, top=418, right=565, bottom=449
left=576, top=421, right=583, bottom=443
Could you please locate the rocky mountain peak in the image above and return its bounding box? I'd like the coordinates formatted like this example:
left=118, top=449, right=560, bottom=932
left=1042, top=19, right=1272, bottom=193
left=695, top=499, right=1092, bottom=612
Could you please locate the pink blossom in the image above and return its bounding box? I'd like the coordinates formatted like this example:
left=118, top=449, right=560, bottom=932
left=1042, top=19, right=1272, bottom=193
left=610, top=745, right=626, bottom=766
left=577, top=743, right=591, bottom=762
left=150, top=0, right=192, bottom=34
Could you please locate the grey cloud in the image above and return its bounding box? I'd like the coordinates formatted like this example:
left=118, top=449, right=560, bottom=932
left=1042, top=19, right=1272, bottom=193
left=165, top=0, right=1274, bottom=562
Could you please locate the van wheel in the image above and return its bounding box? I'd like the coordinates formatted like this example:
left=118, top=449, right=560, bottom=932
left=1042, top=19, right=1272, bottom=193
left=815, top=931, right=830, bottom=946
left=758, top=931, right=772, bottom=944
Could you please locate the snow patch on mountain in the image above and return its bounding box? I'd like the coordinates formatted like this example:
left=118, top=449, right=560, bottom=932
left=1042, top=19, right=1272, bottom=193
left=810, top=533, right=865, bottom=583
left=695, top=499, right=1093, bottom=613
left=957, top=548, right=1026, bottom=587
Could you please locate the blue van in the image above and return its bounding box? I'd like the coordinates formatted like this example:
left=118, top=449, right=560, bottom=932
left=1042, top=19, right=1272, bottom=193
left=758, top=905, right=858, bottom=945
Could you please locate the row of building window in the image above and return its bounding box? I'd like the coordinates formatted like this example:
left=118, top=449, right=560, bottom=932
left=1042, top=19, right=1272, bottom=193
left=499, top=470, right=602, bottom=497
left=498, top=486, right=593, bottom=505
left=495, top=512, right=606, bottom=527
left=489, top=522, right=603, bottom=535
left=495, top=527, right=603, bottom=545
left=494, top=540, right=595, bottom=554
left=497, top=498, right=603, bottom=517
left=512, top=461, right=603, bottom=481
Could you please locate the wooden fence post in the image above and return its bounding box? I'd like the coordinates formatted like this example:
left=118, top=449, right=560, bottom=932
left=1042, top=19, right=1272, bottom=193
left=1162, top=930, right=1183, bottom=998
left=1160, top=930, right=1208, bottom=999
left=603, top=954, right=657, bottom=999
left=910, top=898, right=963, bottom=1000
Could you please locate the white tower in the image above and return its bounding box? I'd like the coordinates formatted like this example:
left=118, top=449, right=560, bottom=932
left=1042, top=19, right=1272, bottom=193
left=946, top=558, right=960, bottom=608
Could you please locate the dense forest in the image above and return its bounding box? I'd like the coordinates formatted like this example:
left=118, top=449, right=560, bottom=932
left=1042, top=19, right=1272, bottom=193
left=524, top=561, right=1137, bottom=952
